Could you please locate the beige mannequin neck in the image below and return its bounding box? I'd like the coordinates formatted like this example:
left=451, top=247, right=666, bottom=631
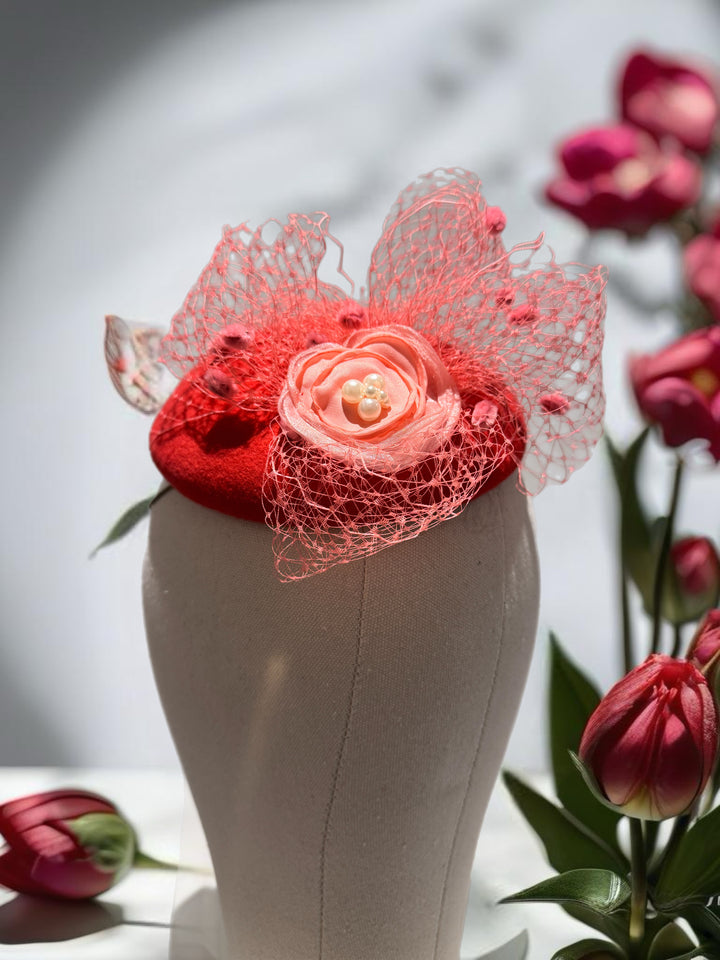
left=143, top=473, right=539, bottom=960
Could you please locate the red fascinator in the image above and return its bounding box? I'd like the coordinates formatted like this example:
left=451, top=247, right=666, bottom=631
left=107, top=169, right=606, bottom=580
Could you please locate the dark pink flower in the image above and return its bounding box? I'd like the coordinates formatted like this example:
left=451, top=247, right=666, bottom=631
left=684, top=225, right=720, bottom=323
left=546, top=124, right=701, bottom=234
left=579, top=655, right=718, bottom=820
left=620, top=50, right=719, bottom=154
left=629, top=326, right=720, bottom=459
left=687, top=609, right=720, bottom=686
left=0, top=789, right=136, bottom=899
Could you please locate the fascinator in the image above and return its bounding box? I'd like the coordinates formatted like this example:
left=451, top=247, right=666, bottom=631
left=107, top=169, right=606, bottom=960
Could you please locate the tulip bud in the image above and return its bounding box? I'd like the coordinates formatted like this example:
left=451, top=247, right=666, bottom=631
left=0, top=789, right=136, bottom=899
left=664, top=536, right=720, bottom=624
left=579, top=655, right=718, bottom=820
left=687, top=609, right=720, bottom=687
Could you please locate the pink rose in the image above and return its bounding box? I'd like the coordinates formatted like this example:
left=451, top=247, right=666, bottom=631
left=278, top=324, right=461, bottom=472
left=545, top=124, right=701, bottom=234
left=684, top=223, right=720, bottom=324
left=619, top=50, right=719, bottom=155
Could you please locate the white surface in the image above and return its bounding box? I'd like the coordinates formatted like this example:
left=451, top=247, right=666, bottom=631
left=1, top=1, right=720, bottom=770
left=0, top=768, right=588, bottom=960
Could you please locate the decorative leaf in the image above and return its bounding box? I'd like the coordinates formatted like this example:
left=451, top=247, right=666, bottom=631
left=647, top=922, right=699, bottom=960
left=105, top=314, right=173, bottom=414
left=655, top=805, right=720, bottom=905
left=502, top=772, right=628, bottom=875
left=549, top=634, right=621, bottom=850
left=550, top=938, right=625, bottom=960
left=500, top=869, right=630, bottom=915
left=90, top=487, right=170, bottom=558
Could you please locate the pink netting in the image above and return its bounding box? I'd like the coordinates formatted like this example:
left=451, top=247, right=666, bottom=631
left=160, top=169, right=607, bottom=580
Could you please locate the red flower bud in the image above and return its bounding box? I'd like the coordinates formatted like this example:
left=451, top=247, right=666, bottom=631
left=579, top=655, right=718, bottom=820
left=545, top=124, right=701, bottom=234
left=0, top=789, right=136, bottom=899
left=619, top=50, right=719, bottom=155
left=629, top=326, right=720, bottom=460
left=687, top=609, right=720, bottom=686
left=672, top=536, right=720, bottom=597
left=684, top=231, right=720, bottom=324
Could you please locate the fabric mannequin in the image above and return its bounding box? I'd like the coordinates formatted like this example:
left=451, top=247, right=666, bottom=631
left=143, top=470, right=539, bottom=960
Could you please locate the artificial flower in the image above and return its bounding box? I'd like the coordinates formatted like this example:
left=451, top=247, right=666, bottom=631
left=545, top=124, right=701, bottom=234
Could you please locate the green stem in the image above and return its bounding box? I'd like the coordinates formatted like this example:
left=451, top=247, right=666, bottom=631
left=629, top=818, right=647, bottom=957
left=133, top=850, right=213, bottom=875
left=621, top=561, right=634, bottom=674
left=650, top=458, right=685, bottom=656
left=670, top=623, right=684, bottom=660
left=653, top=812, right=692, bottom=880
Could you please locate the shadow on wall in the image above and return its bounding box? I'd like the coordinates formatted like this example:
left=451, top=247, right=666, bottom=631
left=0, top=668, right=72, bottom=766
left=0, top=0, right=244, bottom=263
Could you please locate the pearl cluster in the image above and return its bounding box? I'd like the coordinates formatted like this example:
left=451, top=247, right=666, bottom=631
left=341, top=372, right=391, bottom=422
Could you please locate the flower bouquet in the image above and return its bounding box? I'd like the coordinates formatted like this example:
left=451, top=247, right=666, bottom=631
left=501, top=48, right=720, bottom=960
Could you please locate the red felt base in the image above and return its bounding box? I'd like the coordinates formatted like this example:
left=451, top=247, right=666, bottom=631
left=150, top=373, right=524, bottom=526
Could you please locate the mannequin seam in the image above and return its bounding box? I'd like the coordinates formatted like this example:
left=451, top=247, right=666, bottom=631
left=431, top=487, right=508, bottom=960
left=318, top=556, right=369, bottom=960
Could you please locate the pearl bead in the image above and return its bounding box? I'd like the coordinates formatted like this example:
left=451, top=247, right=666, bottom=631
left=341, top=378, right=365, bottom=402
left=364, top=384, right=379, bottom=399
left=377, top=389, right=389, bottom=404
left=364, top=373, right=385, bottom=390
left=357, top=397, right=381, bottom=421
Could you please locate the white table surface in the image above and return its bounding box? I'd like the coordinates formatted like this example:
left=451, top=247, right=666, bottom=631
left=0, top=768, right=591, bottom=960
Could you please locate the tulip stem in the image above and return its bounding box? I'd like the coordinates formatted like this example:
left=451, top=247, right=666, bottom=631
left=621, top=561, right=634, bottom=674
left=650, top=457, right=685, bottom=656
left=670, top=623, right=684, bottom=659
left=133, top=850, right=213, bottom=876
left=629, top=818, right=647, bottom=956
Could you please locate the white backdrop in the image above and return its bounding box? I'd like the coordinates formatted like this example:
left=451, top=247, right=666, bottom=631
left=1, top=0, right=719, bottom=769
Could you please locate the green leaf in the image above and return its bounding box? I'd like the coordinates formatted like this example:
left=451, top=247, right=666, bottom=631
left=667, top=903, right=720, bottom=954
left=549, top=634, right=621, bottom=851
left=502, top=771, right=628, bottom=875
left=550, top=937, right=626, bottom=960
left=500, top=869, right=630, bottom=915
left=90, top=487, right=170, bottom=558
left=605, top=429, right=654, bottom=605
left=646, top=922, right=698, bottom=960
left=561, top=903, right=630, bottom=950
left=655, top=805, right=720, bottom=904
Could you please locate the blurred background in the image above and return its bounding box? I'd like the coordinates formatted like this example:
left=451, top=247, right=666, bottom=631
left=1, top=0, right=719, bottom=771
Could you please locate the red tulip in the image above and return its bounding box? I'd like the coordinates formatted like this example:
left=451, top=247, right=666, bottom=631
left=672, top=537, right=720, bottom=598
left=687, top=609, right=720, bottom=686
left=545, top=124, right=701, bottom=234
left=684, top=225, right=720, bottom=324
left=579, top=655, right=718, bottom=820
left=0, top=789, right=136, bottom=899
left=619, top=50, right=719, bottom=155
left=629, top=325, right=720, bottom=459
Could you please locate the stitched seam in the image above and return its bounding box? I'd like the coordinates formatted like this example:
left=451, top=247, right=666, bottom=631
left=318, top=556, right=369, bottom=960
left=431, top=489, right=509, bottom=960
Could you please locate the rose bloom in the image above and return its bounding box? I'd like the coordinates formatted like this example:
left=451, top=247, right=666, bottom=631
left=620, top=49, right=719, bottom=155
left=579, top=655, right=718, bottom=820
left=545, top=124, right=701, bottom=234
left=629, top=325, right=720, bottom=459
left=0, top=789, right=136, bottom=899
left=684, top=220, right=720, bottom=324
left=686, top=609, right=720, bottom=687
left=278, top=325, right=461, bottom=473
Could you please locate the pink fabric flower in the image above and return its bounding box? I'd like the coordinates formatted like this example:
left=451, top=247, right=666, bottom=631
left=278, top=325, right=461, bottom=472
left=545, top=124, right=701, bottom=234
left=684, top=222, right=720, bottom=323
left=158, top=169, right=607, bottom=578
left=620, top=50, right=719, bottom=155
